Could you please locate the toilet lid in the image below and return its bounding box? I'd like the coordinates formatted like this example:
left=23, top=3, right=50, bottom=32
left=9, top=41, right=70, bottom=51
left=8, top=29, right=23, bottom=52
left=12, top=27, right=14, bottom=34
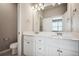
left=10, top=42, right=17, bottom=48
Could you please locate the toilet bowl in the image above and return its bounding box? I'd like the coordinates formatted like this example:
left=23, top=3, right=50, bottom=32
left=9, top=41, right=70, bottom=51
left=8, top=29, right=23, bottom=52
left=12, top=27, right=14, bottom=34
left=10, top=42, right=18, bottom=55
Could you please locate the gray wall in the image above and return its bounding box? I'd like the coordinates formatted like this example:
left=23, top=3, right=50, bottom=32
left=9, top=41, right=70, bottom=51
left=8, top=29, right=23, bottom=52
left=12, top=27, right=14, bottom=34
left=0, top=4, right=17, bottom=51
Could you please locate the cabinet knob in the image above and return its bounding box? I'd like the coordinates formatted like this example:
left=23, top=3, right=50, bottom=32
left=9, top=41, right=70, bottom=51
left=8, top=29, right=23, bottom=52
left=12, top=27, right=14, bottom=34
left=39, top=48, right=42, bottom=50
left=39, top=40, right=42, bottom=42
left=27, top=42, right=30, bottom=44
left=18, top=32, right=20, bottom=34
left=60, top=50, right=62, bottom=53
left=57, top=49, right=60, bottom=52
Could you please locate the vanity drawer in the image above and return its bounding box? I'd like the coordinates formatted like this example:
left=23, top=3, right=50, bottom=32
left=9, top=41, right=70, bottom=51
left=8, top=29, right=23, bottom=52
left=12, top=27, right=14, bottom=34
left=23, top=41, right=35, bottom=56
left=36, top=46, right=46, bottom=56
left=23, top=39, right=33, bottom=46
left=23, top=43, right=34, bottom=56
left=23, top=35, right=35, bottom=56
left=35, top=36, right=47, bottom=45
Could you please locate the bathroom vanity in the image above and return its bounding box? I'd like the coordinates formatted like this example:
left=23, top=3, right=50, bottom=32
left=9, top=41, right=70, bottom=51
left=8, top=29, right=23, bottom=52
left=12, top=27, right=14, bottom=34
left=22, top=32, right=79, bottom=56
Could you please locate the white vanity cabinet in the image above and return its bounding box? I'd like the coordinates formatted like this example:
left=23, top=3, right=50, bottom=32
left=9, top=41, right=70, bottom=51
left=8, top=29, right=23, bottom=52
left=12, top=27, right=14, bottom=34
left=23, top=35, right=36, bottom=56
left=23, top=35, right=60, bottom=56
left=23, top=34, right=79, bottom=56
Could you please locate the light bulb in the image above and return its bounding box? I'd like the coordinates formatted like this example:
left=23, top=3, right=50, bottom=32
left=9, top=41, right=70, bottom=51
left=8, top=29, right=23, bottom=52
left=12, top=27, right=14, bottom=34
left=39, top=3, right=42, bottom=7
left=32, top=6, right=34, bottom=10
left=52, top=3, right=56, bottom=6
left=41, top=6, right=44, bottom=10
left=35, top=4, right=38, bottom=8
left=37, top=7, right=41, bottom=11
left=34, top=9, right=37, bottom=12
left=58, top=3, right=62, bottom=5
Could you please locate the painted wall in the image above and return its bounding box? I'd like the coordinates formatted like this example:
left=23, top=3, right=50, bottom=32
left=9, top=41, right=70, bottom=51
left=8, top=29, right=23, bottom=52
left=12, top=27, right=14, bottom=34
left=20, top=3, right=33, bottom=32
left=0, top=4, right=17, bottom=51
left=71, top=3, right=79, bottom=32
left=63, top=3, right=79, bottom=32
left=20, top=3, right=41, bottom=32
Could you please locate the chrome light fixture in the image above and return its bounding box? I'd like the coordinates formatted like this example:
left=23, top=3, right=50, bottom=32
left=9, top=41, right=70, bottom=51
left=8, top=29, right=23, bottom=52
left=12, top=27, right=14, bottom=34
left=32, top=3, right=62, bottom=11
left=52, top=3, right=62, bottom=6
left=32, top=3, right=45, bottom=11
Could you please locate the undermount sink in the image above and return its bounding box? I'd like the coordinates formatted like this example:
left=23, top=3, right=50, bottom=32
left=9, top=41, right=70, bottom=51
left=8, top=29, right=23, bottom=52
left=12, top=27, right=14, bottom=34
left=57, top=32, right=62, bottom=36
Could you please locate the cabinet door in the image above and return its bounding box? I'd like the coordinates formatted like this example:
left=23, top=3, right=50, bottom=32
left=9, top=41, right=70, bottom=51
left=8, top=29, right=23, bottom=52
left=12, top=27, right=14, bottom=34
left=61, top=39, right=79, bottom=52
left=46, top=38, right=60, bottom=56
left=61, top=49, right=79, bottom=56
left=47, top=46, right=59, bottom=56
left=60, top=39, right=79, bottom=56
left=23, top=36, right=35, bottom=56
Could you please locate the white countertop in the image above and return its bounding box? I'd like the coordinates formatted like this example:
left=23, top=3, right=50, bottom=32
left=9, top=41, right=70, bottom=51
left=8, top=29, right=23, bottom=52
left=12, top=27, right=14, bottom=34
left=23, top=32, right=79, bottom=40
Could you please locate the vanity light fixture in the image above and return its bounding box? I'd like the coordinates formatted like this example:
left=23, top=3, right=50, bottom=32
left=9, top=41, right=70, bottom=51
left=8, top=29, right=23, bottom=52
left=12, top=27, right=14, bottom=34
left=32, top=3, right=62, bottom=11
left=52, top=3, right=56, bottom=6
left=32, top=3, right=45, bottom=11
left=52, top=3, right=62, bottom=6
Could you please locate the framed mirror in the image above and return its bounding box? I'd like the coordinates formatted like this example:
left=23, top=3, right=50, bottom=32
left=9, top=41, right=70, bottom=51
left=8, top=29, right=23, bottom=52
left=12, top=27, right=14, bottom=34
left=38, top=3, right=67, bottom=32
left=32, top=3, right=78, bottom=32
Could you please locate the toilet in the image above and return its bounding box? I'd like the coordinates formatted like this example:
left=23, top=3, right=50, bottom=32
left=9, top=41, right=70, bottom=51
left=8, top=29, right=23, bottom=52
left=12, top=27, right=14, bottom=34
left=10, top=42, right=18, bottom=55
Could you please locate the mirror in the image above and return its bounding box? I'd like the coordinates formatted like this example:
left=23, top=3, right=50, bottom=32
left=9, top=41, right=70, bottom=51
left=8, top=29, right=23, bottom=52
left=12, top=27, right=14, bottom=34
left=38, top=3, right=67, bottom=32
left=41, top=16, right=63, bottom=32
left=32, top=3, right=77, bottom=32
